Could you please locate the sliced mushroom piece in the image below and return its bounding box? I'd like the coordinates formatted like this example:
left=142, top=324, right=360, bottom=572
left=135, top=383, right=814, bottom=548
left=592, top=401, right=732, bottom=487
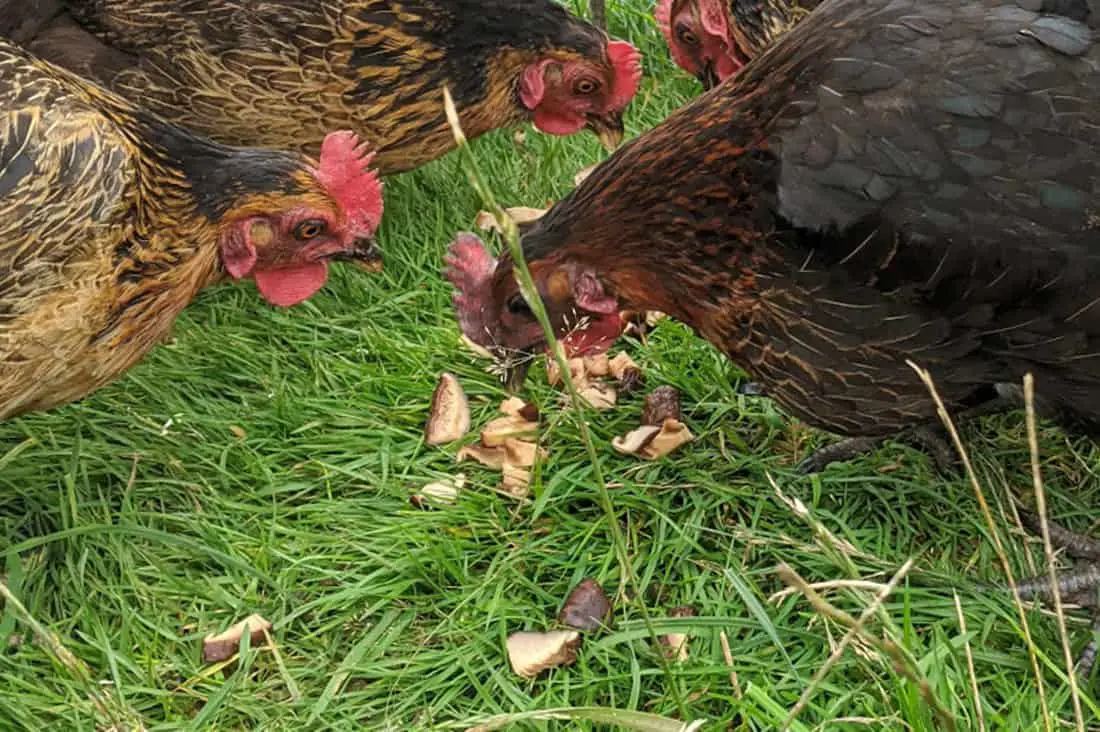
left=460, top=333, right=495, bottom=360
left=457, top=443, right=509, bottom=470
left=558, top=579, right=612, bottom=632
left=611, top=425, right=662, bottom=455
left=411, top=474, right=465, bottom=508
left=481, top=414, right=538, bottom=447
left=202, top=613, right=272, bottom=663
left=607, top=352, right=639, bottom=381
left=646, top=419, right=694, bottom=457
left=499, top=396, right=540, bottom=422
left=659, top=606, right=696, bottom=663
left=546, top=357, right=587, bottom=388
left=474, top=210, right=499, bottom=233
left=503, top=438, right=544, bottom=468
left=608, top=352, right=644, bottom=393
left=425, top=372, right=471, bottom=445
left=475, top=207, right=548, bottom=235
left=505, top=206, right=549, bottom=224
left=501, top=463, right=533, bottom=498
left=578, top=381, right=617, bottom=410
left=642, top=386, right=682, bottom=425
left=613, top=419, right=694, bottom=459
left=506, top=630, right=581, bottom=678
left=582, top=354, right=611, bottom=377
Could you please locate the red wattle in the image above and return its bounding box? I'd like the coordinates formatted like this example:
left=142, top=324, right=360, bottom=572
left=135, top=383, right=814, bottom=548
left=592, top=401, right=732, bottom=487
left=252, top=262, right=330, bottom=307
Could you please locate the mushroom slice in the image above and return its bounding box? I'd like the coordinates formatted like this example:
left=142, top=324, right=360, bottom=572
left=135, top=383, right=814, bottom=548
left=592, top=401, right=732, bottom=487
left=425, top=373, right=470, bottom=445
left=506, top=630, right=581, bottom=678
left=558, top=579, right=612, bottom=632
left=202, top=613, right=272, bottom=663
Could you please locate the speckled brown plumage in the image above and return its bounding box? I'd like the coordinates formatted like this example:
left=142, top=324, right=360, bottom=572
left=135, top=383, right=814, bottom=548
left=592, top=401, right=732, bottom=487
left=723, top=0, right=820, bottom=57
left=16, top=0, right=641, bottom=174
left=450, top=0, right=1100, bottom=443
left=0, top=39, right=381, bottom=418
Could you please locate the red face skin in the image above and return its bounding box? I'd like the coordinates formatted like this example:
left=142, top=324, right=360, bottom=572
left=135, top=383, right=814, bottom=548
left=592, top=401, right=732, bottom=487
left=446, top=233, right=626, bottom=385
left=657, top=0, right=747, bottom=88
left=218, top=131, right=385, bottom=307
left=220, top=207, right=379, bottom=307
left=518, top=41, right=643, bottom=149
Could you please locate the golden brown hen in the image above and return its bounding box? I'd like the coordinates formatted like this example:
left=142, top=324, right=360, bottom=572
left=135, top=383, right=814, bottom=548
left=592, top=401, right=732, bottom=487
left=0, top=38, right=384, bottom=418
left=14, top=0, right=643, bottom=174
left=657, top=0, right=820, bottom=88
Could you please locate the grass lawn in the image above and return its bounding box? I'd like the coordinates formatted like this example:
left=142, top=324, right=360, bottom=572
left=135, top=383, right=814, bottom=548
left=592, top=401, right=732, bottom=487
left=4, top=2, right=1100, bottom=729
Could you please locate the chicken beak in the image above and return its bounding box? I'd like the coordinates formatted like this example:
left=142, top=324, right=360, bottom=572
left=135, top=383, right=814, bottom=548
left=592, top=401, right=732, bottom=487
left=502, top=356, right=534, bottom=393
left=697, top=62, right=720, bottom=91
left=587, top=112, right=625, bottom=152
left=334, top=236, right=383, bottom=273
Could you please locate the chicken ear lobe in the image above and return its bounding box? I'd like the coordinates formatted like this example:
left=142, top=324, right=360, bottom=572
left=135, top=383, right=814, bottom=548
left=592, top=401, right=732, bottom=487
left=518, top=59, right=552, bottom=110
left=573, top=270, right=618, bottom=314
left=219, top=223, right=257, bottom=280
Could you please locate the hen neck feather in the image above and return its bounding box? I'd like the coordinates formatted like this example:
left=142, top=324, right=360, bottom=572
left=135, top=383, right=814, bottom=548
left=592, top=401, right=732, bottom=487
left=522, top=88, right=786, bottom=325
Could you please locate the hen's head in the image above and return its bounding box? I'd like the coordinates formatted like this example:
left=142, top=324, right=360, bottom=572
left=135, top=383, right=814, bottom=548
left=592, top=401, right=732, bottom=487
left=656, top=0, right=748, bottom=89
left=445, top=232, right=627, bottom=386
left=217, top=131, right=384, bottom=307
left=518, top=40, right=642, bottom=151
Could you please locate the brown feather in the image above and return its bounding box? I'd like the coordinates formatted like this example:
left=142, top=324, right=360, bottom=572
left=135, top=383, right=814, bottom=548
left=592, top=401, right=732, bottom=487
left=451, top=0, right=1100, bottom=440
left=25, top=0, right=637, bottom=173
left=0, top=39, right=375, bottom=417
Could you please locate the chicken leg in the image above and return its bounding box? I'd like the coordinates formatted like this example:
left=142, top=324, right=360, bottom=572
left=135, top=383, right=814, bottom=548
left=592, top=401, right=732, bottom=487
left=796, top=385, right=1044, bottom=474
left=797, top=427, right=958, bottom=474
left=1012, top=509, right=1100, bottom=680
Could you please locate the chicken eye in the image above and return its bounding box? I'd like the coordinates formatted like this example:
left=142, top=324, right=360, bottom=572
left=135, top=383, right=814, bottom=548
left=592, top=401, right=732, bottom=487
left=573, top=77, right=600, bottom=95
left=294, top=219, right=327, bottom=240
left=677, top=25, right=700, bottom=46
left=506, top=294, right=533, bottom=316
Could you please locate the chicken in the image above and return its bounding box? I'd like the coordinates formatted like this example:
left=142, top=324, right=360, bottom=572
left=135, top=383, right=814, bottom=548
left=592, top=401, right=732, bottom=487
left=11, top=0, right=643, bottom=175
left=448, top=0, right=1100, bottom=668
left=0, top=38, right=384, bottom=418
left=657, top=0, right=820, bottom=88
left=447, top=0, right=1100, bottom=468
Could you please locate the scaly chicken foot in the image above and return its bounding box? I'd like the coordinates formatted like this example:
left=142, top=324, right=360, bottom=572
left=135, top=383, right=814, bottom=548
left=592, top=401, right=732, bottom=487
left=1076, top=616, right=1100, bottom=680
left=797, top=426, right=957, bottom=474
left=796, top=389, right=1033, bottom=474
left=1009, top=510, right=1100, bottom=680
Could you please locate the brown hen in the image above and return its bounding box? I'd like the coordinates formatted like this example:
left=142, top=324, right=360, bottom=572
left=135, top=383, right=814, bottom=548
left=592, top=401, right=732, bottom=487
left=447, top=0, right=1100, bottom=467
left=0, top=38, right=384, bottom=418
left=10, top=0, right=643, bottom=174
left=448, top=0, right=1100, bottom=664
left=657, top=0, right=820, bottom=88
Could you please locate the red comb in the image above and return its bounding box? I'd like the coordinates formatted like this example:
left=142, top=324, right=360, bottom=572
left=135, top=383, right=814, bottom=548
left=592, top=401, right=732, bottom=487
left=698, top=0, right=728, bottom=38
left=606, top=40, right=643, bottom=111
left=444, top=233, right=499, bottom=348
left=316, top=130, right=384, bottom=237
left=655, top=0, right=676, bottom=43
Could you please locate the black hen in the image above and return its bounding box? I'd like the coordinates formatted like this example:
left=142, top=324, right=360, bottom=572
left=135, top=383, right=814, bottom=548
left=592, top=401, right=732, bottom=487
left=447, top=0, right=1100, bottom=462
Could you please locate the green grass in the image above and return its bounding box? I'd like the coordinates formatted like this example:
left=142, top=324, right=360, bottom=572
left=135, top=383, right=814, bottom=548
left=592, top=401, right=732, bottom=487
left=4, top=2, right=1100, bottom=729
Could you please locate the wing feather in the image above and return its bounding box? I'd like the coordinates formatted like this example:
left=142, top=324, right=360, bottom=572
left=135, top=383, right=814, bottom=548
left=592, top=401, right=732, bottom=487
left=0, top=43, right=137, bottom=319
